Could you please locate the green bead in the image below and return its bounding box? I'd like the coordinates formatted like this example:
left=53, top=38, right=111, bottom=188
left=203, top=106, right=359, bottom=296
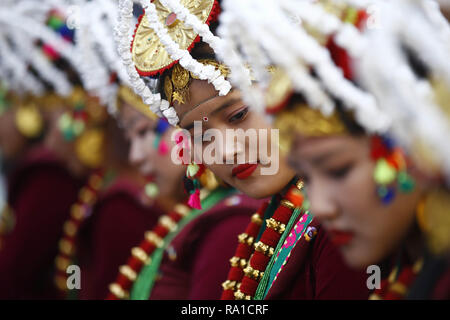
left=193, top=179, right=200, bottom=189
left=58, top=113, right=72, bottom=130
left=75, top=102, right=85, bottom=111
left=344, top=7, right=358, bottom=24
left=63, top=130, right=75, bottom=141
left=153, top=134, right=161, bottom=149
left=145, top=183, right=159, bottom=198
left=398, top=171, right=415, bottom=193
left=374, top=159, right=397, bottom=185
left=187, top=163, right=199, bottom=178
left=377, top=185, right=388, bottom=198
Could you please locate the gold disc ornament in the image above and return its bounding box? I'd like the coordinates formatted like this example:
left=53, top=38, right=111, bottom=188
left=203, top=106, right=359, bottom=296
left=75, top=128, right=105, bottom=169
left=131, top=0, right=217, bottom=75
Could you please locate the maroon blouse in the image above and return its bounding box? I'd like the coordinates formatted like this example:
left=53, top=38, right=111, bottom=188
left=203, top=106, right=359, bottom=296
left=0, top=146, right=83, bottom=299
left=77, top=178, right=164, bottom=299
left=149, top=193, right=264, bottom=300
left=266, top=219, right=370, bottom=300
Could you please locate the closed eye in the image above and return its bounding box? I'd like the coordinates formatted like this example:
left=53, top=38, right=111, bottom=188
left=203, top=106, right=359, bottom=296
left=326, top=163, right=353, bottom=179
left=228, top=106, right=249, bottom=123
left=138, top=127, right=150, bottom=138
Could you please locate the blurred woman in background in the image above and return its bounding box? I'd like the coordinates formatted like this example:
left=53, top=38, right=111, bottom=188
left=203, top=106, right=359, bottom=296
left=218, top=0, right=450, bottom=299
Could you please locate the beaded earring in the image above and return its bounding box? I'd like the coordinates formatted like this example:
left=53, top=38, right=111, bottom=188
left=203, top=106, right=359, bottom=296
left=153, top=119, right=170, bottom=155
left=58, top=102, right=88, bottom=141
left=144, top=181, right=159, bottom=199
left=184, top=163, right=205, bottom=210
left=371, top=136, right=415, bottom=205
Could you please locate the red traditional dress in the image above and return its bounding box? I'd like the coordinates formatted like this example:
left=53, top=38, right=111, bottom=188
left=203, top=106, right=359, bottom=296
left=76, top=177, right=164, bottom=299
left=0, top=145, right=83, bottom=299
left=264, top=219, right=369, bottom=299
left=108, top=188, right=264, bottom=300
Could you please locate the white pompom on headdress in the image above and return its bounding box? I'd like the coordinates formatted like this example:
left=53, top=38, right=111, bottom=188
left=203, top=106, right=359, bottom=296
left=0, top=0, right=78, bottom=97
left=218, top=0, right=390, bottom=133
left=73, top=0, right=134, bottom=116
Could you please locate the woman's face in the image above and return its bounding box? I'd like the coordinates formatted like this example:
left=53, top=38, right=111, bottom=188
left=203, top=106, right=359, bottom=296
left=288, top=134, right=424, bottom=269
left=120, top=102, right=184, bottom=197
left=175, top=79, right=295, bottom=199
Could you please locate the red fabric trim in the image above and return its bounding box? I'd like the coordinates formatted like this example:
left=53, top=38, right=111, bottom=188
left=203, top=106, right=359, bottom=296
left=260, top=228, right=280, bottom=248
left=116, top=274, right=131, bottom=289
left=246, top=223, right=261, bottom=236
left=272, top=205, right=293, bottom=224
left=236, top=243, right=252, bottom=258
left=141, top=240, right=157, bottom=252
left=154, top=225, right=169, bottom=237
left=250, top=251, right=271, bottom=270
left=127, top=256, right=144, bottom=272
left=229, top=267, right=244, bottom=280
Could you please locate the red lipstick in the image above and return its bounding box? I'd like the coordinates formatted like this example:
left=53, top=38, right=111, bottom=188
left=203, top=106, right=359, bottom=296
left=232, top=163, right=258, bottom=180
left=328, top=229, right=354, bottom=247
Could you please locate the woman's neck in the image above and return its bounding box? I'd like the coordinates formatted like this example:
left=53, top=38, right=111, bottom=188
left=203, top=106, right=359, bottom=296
left=158, top=192, right=186, bottom=213
left=279, top=175, right=299, bottom=196
left=158, top=178, right=188, bottom=213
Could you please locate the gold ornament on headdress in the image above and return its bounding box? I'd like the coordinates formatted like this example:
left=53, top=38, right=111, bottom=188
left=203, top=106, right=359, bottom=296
left=66, top=87, right=108, bottom=125
left=164, top=59, right=229, bottom=105
left=75, top=128, right=105, bottom=169
left=66, top=87, right=86, bottom=107
left=117, top=86, right=157, bottom=120
left=265, top=68, right=347, bottom=152
left=265, top=67, right=293, bottom=113
left=169, top=63, right=191, bottom=104
left=36, top=93, right=66, bottom=111
left=132, top=0, right=216, bottom=74
left=274, top=103, right=348, bottom=152
left=63, top=87, right=108, bottom=168
left=430, top=76, right=450, bottom=123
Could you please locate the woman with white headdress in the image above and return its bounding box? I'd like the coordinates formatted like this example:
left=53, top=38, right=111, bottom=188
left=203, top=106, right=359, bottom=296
left=0, top=0, right=89, bottom=299
left=218, top=0, right=450, bottom=299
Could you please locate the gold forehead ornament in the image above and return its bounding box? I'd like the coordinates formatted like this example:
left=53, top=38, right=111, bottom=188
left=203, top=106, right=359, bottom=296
left=164, top=59, right=229, bottom=105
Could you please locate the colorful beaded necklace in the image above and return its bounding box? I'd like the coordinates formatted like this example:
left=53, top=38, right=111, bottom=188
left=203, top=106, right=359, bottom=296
left=221, top=179, right=306, bottom=300
left=107, top=186, right=235, bottom=299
